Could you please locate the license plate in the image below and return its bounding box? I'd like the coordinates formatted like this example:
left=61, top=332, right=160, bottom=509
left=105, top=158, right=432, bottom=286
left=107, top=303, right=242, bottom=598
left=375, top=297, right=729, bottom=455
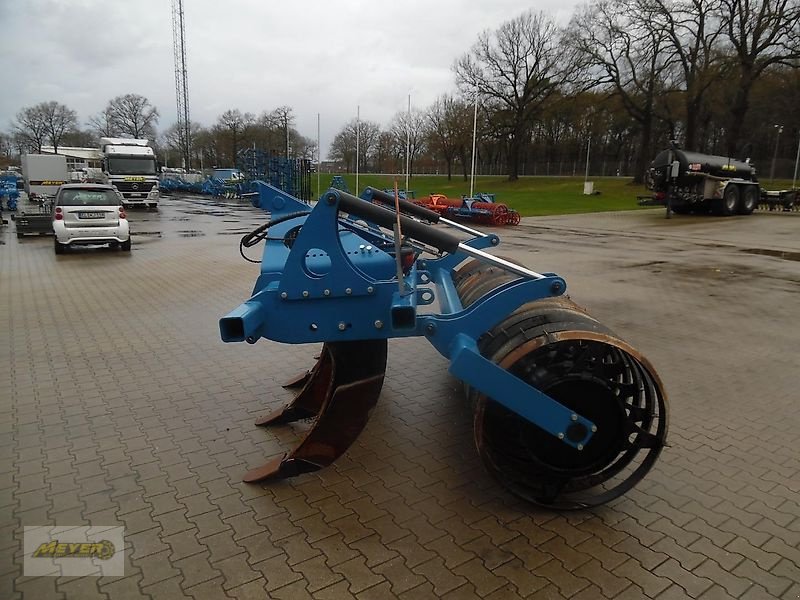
left=79, top=212, right=104, bottom=219
left=129, top=193, right=144, bottom=198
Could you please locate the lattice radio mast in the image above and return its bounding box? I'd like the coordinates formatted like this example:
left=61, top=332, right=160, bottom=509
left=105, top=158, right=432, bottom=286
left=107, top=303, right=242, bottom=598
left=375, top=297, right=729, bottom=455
left=172, top=0, right=191, bottom=170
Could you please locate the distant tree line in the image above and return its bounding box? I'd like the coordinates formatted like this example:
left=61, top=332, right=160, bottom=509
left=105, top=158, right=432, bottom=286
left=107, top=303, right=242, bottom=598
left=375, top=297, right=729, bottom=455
left=329, top=0, right=800, bottom=183
left=3, top=0, right=799, bottom=181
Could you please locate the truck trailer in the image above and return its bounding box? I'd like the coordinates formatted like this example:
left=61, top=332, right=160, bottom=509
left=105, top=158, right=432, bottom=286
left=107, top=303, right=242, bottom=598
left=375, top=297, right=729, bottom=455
left=642, top=146, right=760, bottom=216
left=21, top=154, right=69, bottom=199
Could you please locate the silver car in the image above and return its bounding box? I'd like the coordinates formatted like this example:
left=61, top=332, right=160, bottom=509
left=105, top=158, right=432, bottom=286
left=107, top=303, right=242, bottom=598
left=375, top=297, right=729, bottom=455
left=52, top=184, right=131, bottom=254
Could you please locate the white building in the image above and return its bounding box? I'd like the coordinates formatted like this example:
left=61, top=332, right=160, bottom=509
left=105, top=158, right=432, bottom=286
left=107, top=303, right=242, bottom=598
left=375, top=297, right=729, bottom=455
left=40, top=146, right=103, bottom=170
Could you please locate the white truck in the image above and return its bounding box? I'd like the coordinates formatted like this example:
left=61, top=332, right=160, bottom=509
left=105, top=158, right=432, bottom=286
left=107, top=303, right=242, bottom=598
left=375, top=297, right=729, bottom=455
left=21, top=154, right=69, bottom=198
left=100, top=138, right=160, bottom=209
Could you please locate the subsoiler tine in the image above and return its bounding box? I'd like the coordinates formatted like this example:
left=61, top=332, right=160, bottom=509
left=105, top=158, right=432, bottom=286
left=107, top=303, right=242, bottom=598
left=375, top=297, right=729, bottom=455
left=282, top=369, right=313, bottom=389
left=281, top=352, right=323, bottom=388
left=244, top=339, right=388, bottom=483
left=254, top=346, right=335, bottom=426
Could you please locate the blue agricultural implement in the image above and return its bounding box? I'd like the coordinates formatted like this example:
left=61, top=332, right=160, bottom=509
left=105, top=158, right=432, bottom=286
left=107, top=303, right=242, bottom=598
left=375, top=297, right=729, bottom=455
left=1, top=175, right=20, bottom=211
left=220, top=183, right=668, bottom=508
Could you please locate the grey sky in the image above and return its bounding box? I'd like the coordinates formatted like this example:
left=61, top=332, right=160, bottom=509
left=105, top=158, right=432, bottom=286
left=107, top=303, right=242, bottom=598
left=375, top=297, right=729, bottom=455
left=2, top=0, right=578, bottom=158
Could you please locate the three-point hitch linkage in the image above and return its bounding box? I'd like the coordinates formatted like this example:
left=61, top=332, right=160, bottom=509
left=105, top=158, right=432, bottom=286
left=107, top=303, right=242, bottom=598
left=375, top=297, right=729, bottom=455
left=220, top=182, right=669, bottom=508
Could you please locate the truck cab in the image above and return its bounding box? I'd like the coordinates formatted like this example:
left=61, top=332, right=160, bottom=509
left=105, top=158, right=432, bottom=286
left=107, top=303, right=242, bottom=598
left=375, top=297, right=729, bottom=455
left=100, top=138, right=160, bottom=209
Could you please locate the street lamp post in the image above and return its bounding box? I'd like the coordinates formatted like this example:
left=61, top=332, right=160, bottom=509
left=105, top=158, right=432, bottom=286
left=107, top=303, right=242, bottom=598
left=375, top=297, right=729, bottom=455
left=770, top=124, right=784, bottom=182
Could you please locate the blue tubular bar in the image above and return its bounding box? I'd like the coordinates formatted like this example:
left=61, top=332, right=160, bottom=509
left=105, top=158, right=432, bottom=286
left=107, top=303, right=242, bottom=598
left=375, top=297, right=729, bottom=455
left=220, top=295, right=268, bottom=342
left=448, top=334, right=595, bottom=448
left=433, top=267, right=464, bottom=315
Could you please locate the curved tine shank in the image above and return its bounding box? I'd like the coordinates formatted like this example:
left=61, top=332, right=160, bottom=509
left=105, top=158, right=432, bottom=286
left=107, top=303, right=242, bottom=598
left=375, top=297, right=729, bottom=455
left=281, top=352, right=323, bottom=388
left=282, top=369, right=313, bottom=389
left=243, top=339, right=388, bottom=483
left=254, top=346, right=334, bottom=427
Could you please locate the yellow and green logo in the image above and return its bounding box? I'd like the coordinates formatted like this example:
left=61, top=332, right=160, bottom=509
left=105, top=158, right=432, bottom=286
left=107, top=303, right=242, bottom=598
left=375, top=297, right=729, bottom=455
left=32, top=540, right=115, bottom=560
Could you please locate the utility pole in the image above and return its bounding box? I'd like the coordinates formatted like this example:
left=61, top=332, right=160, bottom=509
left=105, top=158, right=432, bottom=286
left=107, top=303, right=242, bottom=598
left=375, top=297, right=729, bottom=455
left=770, top=124, right=783, bottom=182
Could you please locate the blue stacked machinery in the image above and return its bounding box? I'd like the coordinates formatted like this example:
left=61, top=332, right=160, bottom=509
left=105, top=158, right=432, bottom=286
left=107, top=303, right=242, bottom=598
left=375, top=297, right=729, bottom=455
left=220, top=182, right=668, bottom=508
left=238, top=149, right=312, bottom=200
left=1, top=175, right=20, bottom=212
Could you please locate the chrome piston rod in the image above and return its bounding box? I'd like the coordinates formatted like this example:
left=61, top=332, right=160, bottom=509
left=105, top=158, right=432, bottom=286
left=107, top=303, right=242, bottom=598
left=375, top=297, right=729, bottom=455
left=457, top=244, right=546, bottom=279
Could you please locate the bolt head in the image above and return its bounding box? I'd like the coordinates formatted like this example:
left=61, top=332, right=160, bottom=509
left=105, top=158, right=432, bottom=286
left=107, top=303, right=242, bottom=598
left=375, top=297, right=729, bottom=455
left=302, top=290, right=309, bottom=298
left=323, top=289, right=331, bottom=296
left=571, top=413, right=578, bottom=421
left=591, top=425, right=598, bottom=433
left=374, top=320, right=383, bottom=329
left=345, top=288, right=352, bottom=295
left=280, top=291, right=288, bottom=299
left=557, top=432, right=565, bottom=440
left=338, top=322, right=346, bottom=331
left=367, top=286, right=374, bottom=294
left=577, top=443, right=584, bottom=451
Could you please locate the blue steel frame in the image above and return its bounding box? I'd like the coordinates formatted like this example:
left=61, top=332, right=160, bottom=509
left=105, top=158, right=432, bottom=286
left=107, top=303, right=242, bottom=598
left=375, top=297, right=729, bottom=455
left=221, top=182, right=596, bottom=449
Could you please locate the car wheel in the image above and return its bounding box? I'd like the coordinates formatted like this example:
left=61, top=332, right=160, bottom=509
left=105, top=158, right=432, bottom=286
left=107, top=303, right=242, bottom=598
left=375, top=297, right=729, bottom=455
left=54, top=239, right=65, bottom=254
left=120, top=239, right=131, bottom=251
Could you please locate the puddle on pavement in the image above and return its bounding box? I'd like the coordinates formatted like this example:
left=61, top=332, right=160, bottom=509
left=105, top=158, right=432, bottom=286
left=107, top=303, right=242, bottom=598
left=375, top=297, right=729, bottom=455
left=742, top=248, right=800, bottom=262
left=177, top=230, right=206, bottom=237
left=178, top=209, right=228, bottom=217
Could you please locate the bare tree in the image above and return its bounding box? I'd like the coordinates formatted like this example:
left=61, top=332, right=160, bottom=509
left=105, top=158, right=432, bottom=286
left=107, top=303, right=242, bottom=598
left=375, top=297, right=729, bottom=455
left=455, top=10, right=576, bottom=180
left=648, top=0, right=726, bottom=149
left=373, top=131, right=398, bottom=173
left=329, top=119, right=381, bottom=172
left=0, top=132, right=13, bottom=159
left=38, top=101, right=78, bottom=153
left=12, top=104, right=49, bottom=153
left=271, top=106, right=295, bottom=157
left=88, top=108, right=117, bottom=138
left=426, top=95, right=474, bottom=180
left=569, top=0, right=675, bottom=182
left=253, top=110, right=284, bottom=154
left=389, top=108, right=426, bottom=177
left=719, top=0, right=800, bottom=154
left=61, top=129, right=97, bottom=148
left=216, top=109, right=255, bottom=166
left=105, top=94, right=160, bottom=139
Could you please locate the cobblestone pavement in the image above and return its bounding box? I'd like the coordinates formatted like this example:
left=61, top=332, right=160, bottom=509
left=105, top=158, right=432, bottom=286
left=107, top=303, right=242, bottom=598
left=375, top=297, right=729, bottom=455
left=2, top=196, right=799, bottom=599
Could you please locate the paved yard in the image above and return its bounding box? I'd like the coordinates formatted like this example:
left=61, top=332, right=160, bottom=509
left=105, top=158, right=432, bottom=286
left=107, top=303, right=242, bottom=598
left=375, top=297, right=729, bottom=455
left=1, top=196, right=799, bottom=599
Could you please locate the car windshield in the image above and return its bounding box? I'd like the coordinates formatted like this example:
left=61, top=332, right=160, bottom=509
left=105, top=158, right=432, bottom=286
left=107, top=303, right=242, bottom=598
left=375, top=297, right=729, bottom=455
left=107, top=157, right=157, bottom=175
left=58, top=189, right=120, bottom=206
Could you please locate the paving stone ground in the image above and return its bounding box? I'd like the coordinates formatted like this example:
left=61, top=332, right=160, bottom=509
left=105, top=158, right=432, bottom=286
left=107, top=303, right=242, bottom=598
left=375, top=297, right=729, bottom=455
left=1, top=195, right=799, bottom=599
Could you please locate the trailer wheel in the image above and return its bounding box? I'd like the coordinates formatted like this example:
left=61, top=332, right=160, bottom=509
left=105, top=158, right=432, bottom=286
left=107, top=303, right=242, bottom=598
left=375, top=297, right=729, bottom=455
left=713, top=185, right=739, bottom=216
left=738, top=186, right=758, bottom=215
